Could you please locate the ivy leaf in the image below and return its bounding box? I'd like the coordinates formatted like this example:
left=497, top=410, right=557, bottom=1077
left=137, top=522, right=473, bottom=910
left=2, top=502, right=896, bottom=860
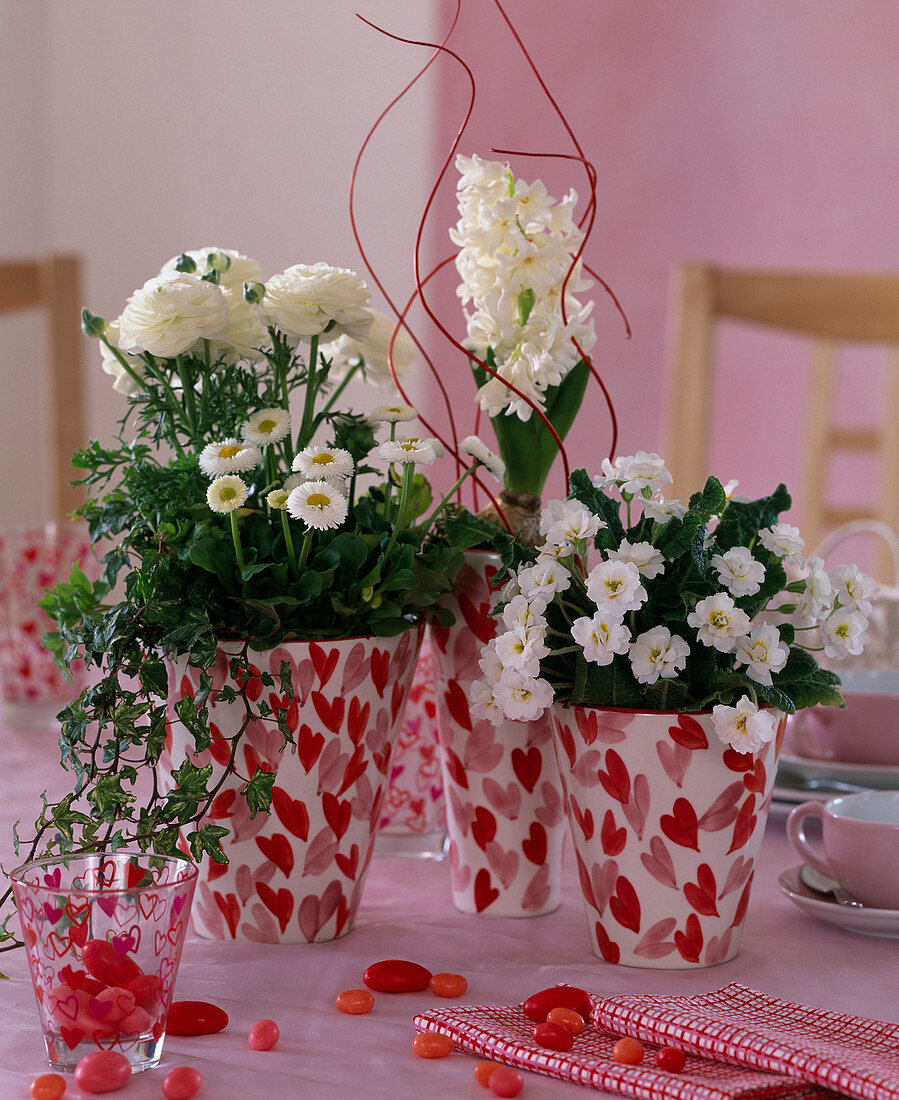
left=243, top=768, right=276, bottom=816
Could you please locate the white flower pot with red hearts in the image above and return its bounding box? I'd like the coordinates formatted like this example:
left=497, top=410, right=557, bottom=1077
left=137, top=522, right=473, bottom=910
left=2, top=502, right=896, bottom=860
left=158, top=626, right=423, bottom=943
left=549, top=704, right=785, bottom=967
left=431, top=552, right=568, bottom=917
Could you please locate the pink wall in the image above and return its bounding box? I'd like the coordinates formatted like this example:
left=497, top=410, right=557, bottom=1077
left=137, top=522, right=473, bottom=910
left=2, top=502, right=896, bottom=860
left=414, top=0, right=899, bottom=526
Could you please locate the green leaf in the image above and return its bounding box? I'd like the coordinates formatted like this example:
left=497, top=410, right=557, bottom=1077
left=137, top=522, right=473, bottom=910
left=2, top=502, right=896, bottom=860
left=243, top=768, right=277, bottom=816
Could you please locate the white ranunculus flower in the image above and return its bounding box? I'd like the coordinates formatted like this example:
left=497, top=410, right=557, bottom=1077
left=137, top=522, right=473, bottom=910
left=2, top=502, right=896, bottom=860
left=687, top=592, right=751, bottom=652
left=711, top=696, right=778, bottom=753
left=160, top=248, right=262, bottom=291
left=119, top=272, right=230, bottom=358
left=628, top=626, right=690, bottom=685
left=710, top=546, right=765, bottom=598
left=99, top=318, right=146, bottom=395
left=572, top=612, right=631, bottom=666
left=733, top=623, right=789, bottom=686
left=327, top=311, right=416, bottom=391
left=585, top=559, right=647, bottom=615
left=260, top=263, right=372, bottom=344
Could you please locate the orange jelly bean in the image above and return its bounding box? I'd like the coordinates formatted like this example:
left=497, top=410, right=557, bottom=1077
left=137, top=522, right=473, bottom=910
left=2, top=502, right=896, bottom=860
left=428, top=972, right=468, bottom=998
left=612, top=1037, right=645, bottom=1064
left=30, top=1074, right=66, bottom=1100
left=412, top=1032, right=454, bottom=1058
left=546, top=1006, right=585, bottom=1035
left=335, top=988, right=375, bottom=1015
left=473, top=1060, right=505, bottom=1086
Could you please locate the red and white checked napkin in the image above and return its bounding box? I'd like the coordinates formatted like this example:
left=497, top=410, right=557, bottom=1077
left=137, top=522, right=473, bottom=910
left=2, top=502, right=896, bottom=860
left=592, top=984, right=899, bottom=1100
left=413, top=1000, right=832, bottom=1100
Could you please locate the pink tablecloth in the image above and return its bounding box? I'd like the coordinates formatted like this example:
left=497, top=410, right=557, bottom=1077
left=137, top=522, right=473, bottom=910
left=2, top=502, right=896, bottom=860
left=1, top=722, right=896, bottom=1098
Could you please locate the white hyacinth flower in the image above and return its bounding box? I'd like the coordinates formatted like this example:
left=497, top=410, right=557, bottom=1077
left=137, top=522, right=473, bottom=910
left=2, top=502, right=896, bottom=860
left=711, top=696, right=778, bottom=753
left=292, top=445, right=354, bottom=481
left=710, top=546, right=765, bottom=598
left=607, top=540, right=666, bottom=580
left=733, top=623, right=789, bottom=685
left=242, top=408, right=291, bottom=447
left=585, top=559, right=647, bottom=615
left=207, top=475, right=249, bottom=514
left=198, top=439, right=262, bottom=478
left=286, top=480, right=348, bottom=531
left=687, top=592, right=751, bottom=652
left=572, top=612, right=631, bottom=666
left=628, top=626, right=690, bottom=685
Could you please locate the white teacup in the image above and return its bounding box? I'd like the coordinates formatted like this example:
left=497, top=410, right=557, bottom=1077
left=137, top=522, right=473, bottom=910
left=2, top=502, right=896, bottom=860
left=787, top=790, right=899, bottom=910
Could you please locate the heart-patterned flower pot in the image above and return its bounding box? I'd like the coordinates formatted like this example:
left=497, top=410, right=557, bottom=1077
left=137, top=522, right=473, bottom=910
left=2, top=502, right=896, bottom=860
left=159, top=626, right=423, bottom=942
left=550, top=704, right=785, bottom=967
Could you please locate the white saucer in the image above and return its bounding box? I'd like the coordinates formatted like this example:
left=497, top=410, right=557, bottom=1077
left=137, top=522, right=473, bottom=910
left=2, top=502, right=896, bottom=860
left=778, top=753, right=899, bottom=792
left=777, top=864, right=899, bottom=939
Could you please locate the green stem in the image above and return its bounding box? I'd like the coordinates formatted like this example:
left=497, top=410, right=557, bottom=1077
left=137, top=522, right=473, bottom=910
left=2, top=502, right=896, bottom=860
left=312, top=358, right=362, bottom=431
left=175, top=355, right=198, bottom=434
left=418, top=464, right=477, bottom=543
left=297, top=333, right=321, bottom=450
left=380, top=463, right=415, bottom=563
left=229, top=510, right=245, bottom=577
left=297, top=528, right=314, bottom=571
left=280, top=511, right=298, bottom=577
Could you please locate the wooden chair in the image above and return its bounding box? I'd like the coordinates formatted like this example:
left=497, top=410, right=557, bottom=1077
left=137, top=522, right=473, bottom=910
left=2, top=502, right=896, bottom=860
left=666, top=263, right=899, bottom=575
left=0, top=255, right=86, bottom=519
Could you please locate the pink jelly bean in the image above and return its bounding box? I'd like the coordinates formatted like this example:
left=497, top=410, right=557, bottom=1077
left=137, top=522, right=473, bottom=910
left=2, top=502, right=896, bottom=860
left=162, top=1065, right=203, bottom=1100
left=126, top=973, right=163, bottom=1011
left=489, top=1066, right=525, bottom=1097
left=88, top=986, right=136, bottom=1023
left=248, top=1018, right=280, bottom=1051
left=118, top=1005, right=153, bottom=1037
left=81, top=939, right=142, bottom=987
left=72, top=1050, right=131, bottom=1093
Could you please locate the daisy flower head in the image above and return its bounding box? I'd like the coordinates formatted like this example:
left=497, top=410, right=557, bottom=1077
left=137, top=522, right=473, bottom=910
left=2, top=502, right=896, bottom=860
left=207, top=475, right=249, bottom=514
left=242, top=408, right=291, bottom=447
left=686, top=592, right=751, bottom=652
left=266, top=488, right=289, bottom=511
left=585, top=559, right=647, bottom=615
left=710, top=546, right=765, bottom=598
left=459, top=435, right=505, bottom=481
left=758, top=523, right=805, bottom=562
left=607, top=540, right=666, bottom=580
left=712, top=696, right=778, bottom=753
left=198, top=439, right=262, bottom=478
left=378, top=436, right=437, bottom=466
left=370, top=403, right=417, bottom=424
left=733, top=623, right=789, bottom=685
left=286, top=480, right=349, bottom=531
left=628, top=626, right=690, bottom=685
left=292, top=445, right=354, bottom=481
left=571, top=612, right=631, bottom=666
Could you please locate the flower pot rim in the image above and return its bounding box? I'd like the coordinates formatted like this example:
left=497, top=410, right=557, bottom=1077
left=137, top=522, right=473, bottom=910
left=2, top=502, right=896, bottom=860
left=553, top=701, right=783, bottom=718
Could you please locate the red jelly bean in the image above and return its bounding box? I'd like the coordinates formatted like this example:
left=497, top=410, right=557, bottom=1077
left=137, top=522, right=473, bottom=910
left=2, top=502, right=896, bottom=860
left=534, top=1021, right=574, bottom=1052
left=248, top=1018, right=280, bottom=1051
left=126, top=973, right=163, bottom=1010
left=656, top=1046, right=687, bottom=1073
left=521, top=984, right=592, bottom=1022
left=428, top=972, right=468, bottom=998
left=412, top=1032, right=454, bottom=1058
left=81, top=939, right=142, bottom=987
left=489, top=1066, right=524, bottom=1097
left=546, top=1006, right=585, bottom=1035
left=473, top=1060, right=505, bottom=1086
left=335, top=988, right=375, bottom=1015
left=612, top=1037, right=645, bottom=1065
left=362, top=958, right=432, bottom=993
left=166, top=999, right=229, bottom=1036
left=30, top=1073, right=66, bottom=1100
left=162, top=1065, right=203, bottom=1100
left=73, top=1050, right=132, bottom=1094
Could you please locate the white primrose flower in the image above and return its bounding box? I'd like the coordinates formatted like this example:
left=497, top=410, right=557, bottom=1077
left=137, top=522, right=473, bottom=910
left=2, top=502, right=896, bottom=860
left=711, top=696, right=779, bottom=754
left=370, top=404, right=417, bottom=424
left=492, top=669, right=554, bottom=721
left=821, top=608, right=870, bottom=659
left=758, top=523, right=805, bottom=562
left=541, top=501, right=604, bottom=551
left=119, top=272, right=230, bottom=358
left=641, top=496, right=687, bottom=524
left=516, top=559, right=571, bottom=602
left=242, top=408, right=291, bottom=447
left=829, top=563, right=878, bottom=617
left=260, top=262, right=373, bottom=344
left=286, top=480, right=349, bottom=531
left=572, top=612, right=631, bottom=666
left=198, top=439, right=262, bottom=478
left=585, top=559, right=647, bottom=614
left=378, top=437, right=437, bottom=466
left=328, top=311, right=417, bottom=391
left=687, top=592, right=751, bottom=652
left=607, top=540, right=666, bottom=580
left=595, top=452, right=673, bottom=498
left=733, top=623, right=789, bottom=686
left=477, top=638, right=504, bottom=682
left=710, top=546, right=765, bottom=598
left=494, top=626, right=550, bottom=678
left=470, top=677, right=506, bottom=726
left=802, top=555, right=834, bottom=617
left=292, top=445, right=354, bottom=481
left=628, top=626, right=690, bottom=685
left=459, top=436, right=505, bottom=481
left=207, top=475, right=249, bottom=514
left=500, top=594, right=547, bottom=633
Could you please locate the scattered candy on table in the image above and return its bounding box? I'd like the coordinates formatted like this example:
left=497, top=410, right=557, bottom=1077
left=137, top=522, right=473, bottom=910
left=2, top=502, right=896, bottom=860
left=412, top=1032, right=454, bottom=1059
left=72, top=1050, right=132, bottom=1094
left=166, top=1000, right=229, bottom=1036
left=161, top=1065, right=203, bottom=1100
left=656, top=1046, right=687, bottom=1072
left=520, top=984, right=592, bottom=1022
left=248, top=1018, right=280, bottom=1051
left=362, top=959, right=432, bottom=993
left=428, top=972, right=468, bottom=998
left=487, top=1066, right=524, bottom=1097
left=545, top=1007, right=585, bottom=1035
left=533, top=1021, right=574, bottom=1052
left=473, top=1060, right=506, bottom=1087
left=612, top=1037, right=645, bottom=1065
left=335, top=989, right=375, bottom=1015
left=29, top=1073, right=66, bottom=1100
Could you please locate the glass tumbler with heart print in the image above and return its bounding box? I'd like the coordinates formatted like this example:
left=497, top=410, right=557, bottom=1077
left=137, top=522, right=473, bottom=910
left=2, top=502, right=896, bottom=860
left=11, top=850, right=198, bottom=1072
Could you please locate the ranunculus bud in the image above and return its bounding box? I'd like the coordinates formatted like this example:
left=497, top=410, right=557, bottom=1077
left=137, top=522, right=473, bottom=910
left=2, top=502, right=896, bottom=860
left=81, top=309, right=107, bottom=338
left=244, top=281, right=265, bottom=304
left=174, top=253, right=198, bottom=273
left=208, top=251, right=231, bottom=274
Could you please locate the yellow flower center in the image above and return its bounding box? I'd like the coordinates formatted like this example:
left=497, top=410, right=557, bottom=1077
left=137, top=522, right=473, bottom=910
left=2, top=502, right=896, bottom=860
left=605, top=579, right=622, bottom=594
left=258, top=419, right=277, bottom=434
left=710, top=611, right=729, bottom=628
left=311, top=453, right=334, bottom=466
left=219, top=446, right=242, bottom=458
left=307, top=493, right=330, bottom=508
left=220, top=487, right=237, bottom=502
